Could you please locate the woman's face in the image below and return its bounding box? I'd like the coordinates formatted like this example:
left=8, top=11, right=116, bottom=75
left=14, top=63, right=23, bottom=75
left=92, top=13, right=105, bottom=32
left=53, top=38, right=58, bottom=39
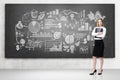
left=98, top=19, right=103, bottom=27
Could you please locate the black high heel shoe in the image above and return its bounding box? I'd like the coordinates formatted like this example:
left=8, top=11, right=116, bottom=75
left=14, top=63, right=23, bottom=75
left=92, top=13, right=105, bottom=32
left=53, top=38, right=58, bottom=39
left=89, top=69, right=97, bottom=75
left=98, top=69, right=103, bottom=75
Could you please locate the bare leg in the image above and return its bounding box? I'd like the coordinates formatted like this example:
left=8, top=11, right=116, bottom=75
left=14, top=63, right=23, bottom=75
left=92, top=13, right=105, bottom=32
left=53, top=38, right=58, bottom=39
left=89, top=56, right=97, bottom=75
left=92, top=56, right=97, bottom=70
left=99, top=57, right=104, bottom=72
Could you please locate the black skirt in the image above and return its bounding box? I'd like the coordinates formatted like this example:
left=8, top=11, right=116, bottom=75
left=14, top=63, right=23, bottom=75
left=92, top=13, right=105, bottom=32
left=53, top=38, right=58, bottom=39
left=93, top=40, right=104, bottom=57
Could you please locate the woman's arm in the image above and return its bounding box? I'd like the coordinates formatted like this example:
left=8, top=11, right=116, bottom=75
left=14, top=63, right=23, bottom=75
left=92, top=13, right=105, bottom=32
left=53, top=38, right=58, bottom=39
left=97, top=27, right=106, bottom=39
left=91, top=27, right=99, bottom=36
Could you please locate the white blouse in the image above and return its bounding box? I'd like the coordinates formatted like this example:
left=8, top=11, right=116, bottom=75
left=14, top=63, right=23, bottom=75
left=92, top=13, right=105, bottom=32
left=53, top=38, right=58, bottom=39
left=92, top=26, right=106, bottom=40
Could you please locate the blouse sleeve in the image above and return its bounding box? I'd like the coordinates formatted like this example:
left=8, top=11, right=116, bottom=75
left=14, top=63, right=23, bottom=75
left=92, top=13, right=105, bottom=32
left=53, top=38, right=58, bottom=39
left=97, top=27, right=106, bottom=39
left=91, top=27, right=99, bottom=36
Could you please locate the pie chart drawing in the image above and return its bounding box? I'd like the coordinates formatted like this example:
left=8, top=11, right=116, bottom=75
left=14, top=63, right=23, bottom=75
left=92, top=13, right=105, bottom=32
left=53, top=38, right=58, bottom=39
left=65, top=35, right=74, bottom=44
left=28, top=21, right=41, bottom=33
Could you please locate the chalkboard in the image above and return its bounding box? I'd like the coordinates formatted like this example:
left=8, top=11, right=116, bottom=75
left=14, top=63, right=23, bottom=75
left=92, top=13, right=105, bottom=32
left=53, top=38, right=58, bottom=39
left=5, top=4, right=115, bottom=58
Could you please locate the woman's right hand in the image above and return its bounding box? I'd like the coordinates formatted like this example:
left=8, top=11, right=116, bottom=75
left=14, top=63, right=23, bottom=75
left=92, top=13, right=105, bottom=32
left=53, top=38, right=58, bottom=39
left=98, top=32, right=103, bottom=35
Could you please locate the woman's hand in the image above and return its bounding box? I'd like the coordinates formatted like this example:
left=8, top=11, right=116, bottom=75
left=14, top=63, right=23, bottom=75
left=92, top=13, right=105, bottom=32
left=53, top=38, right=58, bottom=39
left=98, top=32, right=103, bottom=35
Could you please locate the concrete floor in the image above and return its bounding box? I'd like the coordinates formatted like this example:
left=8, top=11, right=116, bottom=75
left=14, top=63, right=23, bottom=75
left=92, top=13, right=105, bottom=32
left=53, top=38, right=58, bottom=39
left=0, top=69, right=119, bottom=80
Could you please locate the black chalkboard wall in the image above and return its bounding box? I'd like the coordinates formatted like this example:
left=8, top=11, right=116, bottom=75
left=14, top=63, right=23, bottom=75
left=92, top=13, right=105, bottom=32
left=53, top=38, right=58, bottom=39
left=5, top=4, right=115, bottom=58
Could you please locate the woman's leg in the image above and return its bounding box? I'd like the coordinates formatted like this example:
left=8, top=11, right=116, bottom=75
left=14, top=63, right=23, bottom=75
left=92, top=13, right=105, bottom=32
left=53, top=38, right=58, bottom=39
left=89, top=56, right=97, bottom=75
left=99, top=57, right=104, bottom=72
left=92, top=56, right=97, bottom=70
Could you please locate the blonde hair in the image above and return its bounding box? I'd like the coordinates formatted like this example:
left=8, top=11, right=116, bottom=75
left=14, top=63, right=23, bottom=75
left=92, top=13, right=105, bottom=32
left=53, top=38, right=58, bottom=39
left=96, top=18, right=104, bottom=27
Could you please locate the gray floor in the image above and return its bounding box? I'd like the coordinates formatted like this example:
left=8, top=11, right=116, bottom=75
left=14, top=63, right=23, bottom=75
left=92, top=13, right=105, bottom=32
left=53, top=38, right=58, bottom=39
left=0, top=69, right=119, bottom=80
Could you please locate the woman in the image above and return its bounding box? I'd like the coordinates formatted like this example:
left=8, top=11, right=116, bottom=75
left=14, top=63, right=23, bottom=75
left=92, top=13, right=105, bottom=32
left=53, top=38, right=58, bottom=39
left=89, top=18, right=106, bottom=75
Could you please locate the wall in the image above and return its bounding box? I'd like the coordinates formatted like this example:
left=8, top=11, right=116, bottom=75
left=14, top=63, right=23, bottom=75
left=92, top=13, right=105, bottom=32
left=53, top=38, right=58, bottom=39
left=0, top=0, right=120, bottom=69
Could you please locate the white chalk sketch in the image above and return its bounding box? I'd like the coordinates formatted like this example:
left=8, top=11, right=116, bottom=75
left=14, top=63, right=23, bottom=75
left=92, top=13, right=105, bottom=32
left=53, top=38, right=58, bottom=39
left=15, top=9, right=106, bottom=54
